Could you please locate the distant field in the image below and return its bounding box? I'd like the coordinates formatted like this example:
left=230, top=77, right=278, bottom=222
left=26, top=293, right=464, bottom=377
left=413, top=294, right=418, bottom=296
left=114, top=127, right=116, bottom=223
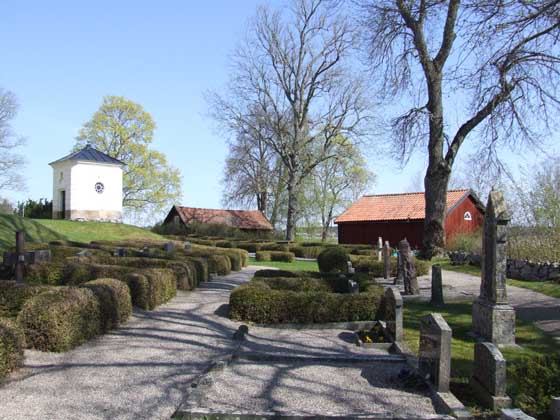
left=35, top=219, right=164, bottom=243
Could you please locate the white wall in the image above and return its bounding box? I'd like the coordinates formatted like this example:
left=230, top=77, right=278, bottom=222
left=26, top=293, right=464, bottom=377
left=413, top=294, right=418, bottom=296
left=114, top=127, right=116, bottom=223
left=69, top=162, right=123, bottom=213
left=51, top=161, right=73, bottom=214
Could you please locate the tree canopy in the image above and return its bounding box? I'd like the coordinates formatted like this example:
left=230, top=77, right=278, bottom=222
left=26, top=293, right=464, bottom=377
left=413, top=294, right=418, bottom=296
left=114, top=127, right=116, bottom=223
left=0, top=88, right=25, bottom=192
left=75, top=96, right=182, bottom=220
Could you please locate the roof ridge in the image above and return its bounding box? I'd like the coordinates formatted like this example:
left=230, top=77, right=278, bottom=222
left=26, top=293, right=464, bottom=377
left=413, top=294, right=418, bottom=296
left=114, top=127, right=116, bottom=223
left=176, top=206, right=261, bottom=213
left=363, top=189, right=469, bottom=198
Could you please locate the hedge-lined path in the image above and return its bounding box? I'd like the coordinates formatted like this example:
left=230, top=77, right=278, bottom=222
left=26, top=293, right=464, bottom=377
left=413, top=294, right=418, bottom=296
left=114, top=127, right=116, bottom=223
left=410, top=269, right=560, bottom=340
left=0, top=268, right=260, bottom=420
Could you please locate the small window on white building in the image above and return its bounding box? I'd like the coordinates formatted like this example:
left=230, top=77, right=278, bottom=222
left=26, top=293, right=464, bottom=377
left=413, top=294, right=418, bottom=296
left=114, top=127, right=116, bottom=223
left=464, top=211, right=472, bottom=221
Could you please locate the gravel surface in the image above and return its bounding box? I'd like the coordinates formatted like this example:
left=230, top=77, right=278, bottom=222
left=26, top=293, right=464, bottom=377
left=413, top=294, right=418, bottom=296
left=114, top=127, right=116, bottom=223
left=0, top=268, right=258, bottom=420
left=196, top=360, right=438, bottom=417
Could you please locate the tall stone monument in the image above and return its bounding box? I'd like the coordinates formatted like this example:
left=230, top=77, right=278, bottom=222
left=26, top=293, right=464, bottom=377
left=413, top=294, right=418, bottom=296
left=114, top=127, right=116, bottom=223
left=383, top=241, right=391, bottom=280
left=472, top=191, right=516, bottom=346
left=398, top=239, right=419, bottom=295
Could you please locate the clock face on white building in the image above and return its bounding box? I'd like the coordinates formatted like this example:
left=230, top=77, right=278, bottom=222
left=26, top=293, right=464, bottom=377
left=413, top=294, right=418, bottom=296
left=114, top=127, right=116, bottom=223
left=95, top=182, right=105, bottom=194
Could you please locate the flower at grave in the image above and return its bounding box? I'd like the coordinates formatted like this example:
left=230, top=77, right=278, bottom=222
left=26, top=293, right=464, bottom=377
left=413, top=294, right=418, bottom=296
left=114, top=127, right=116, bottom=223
left=365, top=336, right=373, bottom=343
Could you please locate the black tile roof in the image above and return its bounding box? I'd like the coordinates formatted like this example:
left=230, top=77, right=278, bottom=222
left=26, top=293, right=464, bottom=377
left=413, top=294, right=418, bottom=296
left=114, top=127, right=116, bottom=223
left=49, top=145, right=124, bottom=166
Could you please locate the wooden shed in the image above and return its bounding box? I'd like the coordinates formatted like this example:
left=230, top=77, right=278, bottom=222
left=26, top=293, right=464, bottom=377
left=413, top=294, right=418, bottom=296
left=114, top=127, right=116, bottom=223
left=163, top=206, right=274, bottom=234
left=335, top=189, right=484, bottom=249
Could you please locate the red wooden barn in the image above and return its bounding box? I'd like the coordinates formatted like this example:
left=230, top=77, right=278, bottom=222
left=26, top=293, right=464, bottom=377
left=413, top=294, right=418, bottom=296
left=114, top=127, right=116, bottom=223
left=335, top=189, right=484, bottom=249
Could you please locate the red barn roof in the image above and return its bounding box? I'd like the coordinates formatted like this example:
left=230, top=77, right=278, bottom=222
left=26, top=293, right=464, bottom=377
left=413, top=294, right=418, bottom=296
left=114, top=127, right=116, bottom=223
left=168, top=206, right=273, bottom=231
left=335, top=190, right=480, bottom=223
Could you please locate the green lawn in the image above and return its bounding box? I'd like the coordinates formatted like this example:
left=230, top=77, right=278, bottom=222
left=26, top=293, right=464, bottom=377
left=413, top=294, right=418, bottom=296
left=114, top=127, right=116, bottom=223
left=248, top=257, right=319, bottom=272
left=434, top=257, right=560, bottom=300
left=403, top=301, right=559, bottom=413
left=35, top=219, right=164, bottom=243
left=0, top=214, right=67, bottom=252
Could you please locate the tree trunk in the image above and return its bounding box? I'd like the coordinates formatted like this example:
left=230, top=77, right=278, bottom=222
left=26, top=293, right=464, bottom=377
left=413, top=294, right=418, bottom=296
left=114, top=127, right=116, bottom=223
left=285, top=172, right=298, bottom=241
left=257, top=191, right=268, bottom=213
left=421, top=162, right=451, bottom=259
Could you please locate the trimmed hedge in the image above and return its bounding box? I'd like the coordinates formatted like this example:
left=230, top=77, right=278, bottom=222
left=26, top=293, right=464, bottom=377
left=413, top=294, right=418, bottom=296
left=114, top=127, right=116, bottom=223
left=0, top=318, right=25, bottom=380
left=289, top=245, right=325, bottom=259
left=70, top=256, right=198, bottom=291
left=0, top=281, right=53, bottom=318
left=236, top=242, right=261, bottom=253
left=18, top=287, right=101, bottom=352
left=208, top=254, right=231, bottom=275
left=229, top=282, right=384, bottom=324
left=260, top=243, right=290, bottom=252
left=253, top=269, right=300, bottom=278
left=349, top=255, right=429, bottom=277
left=253, top=277, right=331, bottom=293
left=81, top=279, right=132, bottom=332
left=63, top=263, right=177, bottom=310
left=256, top=251, right=295, bottom=263
left=317, top=246, right=349, bottom=273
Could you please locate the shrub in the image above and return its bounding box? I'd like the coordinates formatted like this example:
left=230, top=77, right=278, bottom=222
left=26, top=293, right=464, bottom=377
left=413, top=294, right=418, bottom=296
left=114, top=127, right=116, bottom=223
left=229, top=282, right=384, bottom=324
left=0, top=281, right=53, bottom=318
left=289, top=245, right=325, bottom=259
left=18, top=287, right=101, bottom=352
left=253, top=277, right=331, bottom=292
left=260, top=243, right=290, bottom=252
left=63, top=263, right=176, bottom=310
left=510, top=355, right=560, bottom=419
left=0, top=318, right=25, bottom=380
left=256, top=251, right=295, bottom=263
left=184, top=257, right=208, bottom=283
left=349, top=256, right=429, bottom=277
left=215, top=240, right=233, bottom=248
left=447, top=230, right=482, bottom=254
left=318, top=246, right=349, bottom=273
left=236, top=242, right=261, bottom=253
left=81, top=279, right=132, bottom=332
left=208, top=254, right=232, bottom=275
left=253, top=269, right=300, bottom=278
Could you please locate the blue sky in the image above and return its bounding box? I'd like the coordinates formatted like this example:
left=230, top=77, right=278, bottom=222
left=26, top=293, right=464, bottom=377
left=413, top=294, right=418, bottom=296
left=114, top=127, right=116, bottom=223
left=1, top=1, right=555, bottom=219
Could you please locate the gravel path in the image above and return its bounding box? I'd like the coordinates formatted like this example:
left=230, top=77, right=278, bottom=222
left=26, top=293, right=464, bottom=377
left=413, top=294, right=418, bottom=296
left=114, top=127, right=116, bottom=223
left=0, top=268, right=257, bottom=420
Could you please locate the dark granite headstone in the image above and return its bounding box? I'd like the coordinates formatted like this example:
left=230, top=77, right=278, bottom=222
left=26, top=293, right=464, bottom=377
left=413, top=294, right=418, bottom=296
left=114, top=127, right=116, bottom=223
left=431, top=264, right=444, bottom=306
left=113, top=247, right=128, bottom=257
left=383, top=241, right=391, bottom=280
left=164, top=242, right=175, bottom=253
left=419, top=313, right=452, bottom=392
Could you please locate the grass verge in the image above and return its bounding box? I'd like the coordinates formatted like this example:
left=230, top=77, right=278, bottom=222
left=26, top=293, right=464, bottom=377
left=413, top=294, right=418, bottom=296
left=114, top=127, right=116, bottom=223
left=403, top=301, right=559, bottom=415
left=0, top=215, right=66, bottom=252
left=35, top=219, right=164, bottom=243
left=248, top=257, right=319, bottom=272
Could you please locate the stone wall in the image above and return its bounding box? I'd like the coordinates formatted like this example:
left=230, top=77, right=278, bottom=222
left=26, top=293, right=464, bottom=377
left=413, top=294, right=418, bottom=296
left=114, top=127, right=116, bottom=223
left=448, top=251, right=560, bottom=282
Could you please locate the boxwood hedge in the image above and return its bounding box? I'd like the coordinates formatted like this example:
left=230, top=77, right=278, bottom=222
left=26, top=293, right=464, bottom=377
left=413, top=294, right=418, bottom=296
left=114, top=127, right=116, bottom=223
left=18, top=287, right=101, bottom=352
left=0, top=281, right=53, bottom=318
left=81, top=278, right=132, bottom=332
left=255, top=251, right=295, bottom=263
left=317, top=246, right=349, bottom=273
left=349, top=255, right=429, bottom=277
left=229, top=279, right=384, bottom=324
left=0, top=318, right=25, bottom=381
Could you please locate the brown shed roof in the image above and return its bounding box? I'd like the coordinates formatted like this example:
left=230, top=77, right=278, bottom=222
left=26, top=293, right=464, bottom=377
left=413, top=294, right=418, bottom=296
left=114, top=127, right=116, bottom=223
left=170, top=206, right=273, bottom=231
left=335, top=190, right=478, bottom=223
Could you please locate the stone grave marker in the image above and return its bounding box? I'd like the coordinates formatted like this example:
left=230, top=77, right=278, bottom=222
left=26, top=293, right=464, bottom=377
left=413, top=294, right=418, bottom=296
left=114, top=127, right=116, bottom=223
left=384, top=286, right=403, bottom=342
left=431, top=264, right=444, bottom=306
left=377, top=236, right=383, bottom=261
left=113, top=247, right=128, bottom=257
left=419, top=313, right=452, bottom=392
left=76, top=249, right=93, bottom=258
left=164, top=242, right=175, bottom=253
left=470, top=342, right=511, bottom=410
left=550, top=397, right=560, bottom=420
left=15, top=231, right=25, bottom=283
left=398, top=239, right=419, bottom=295
left=472, top=190, right=516, bottom=346
left=184, top=241, right=192, bottom=251
left=383, top=241, right=391, bottom=280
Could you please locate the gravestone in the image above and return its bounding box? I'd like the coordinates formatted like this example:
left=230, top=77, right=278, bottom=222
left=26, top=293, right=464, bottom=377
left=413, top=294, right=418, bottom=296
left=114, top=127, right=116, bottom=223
left=472, top=190, right=516, bottom=346
left=164, top=242, right=175, bottom=253
left=384, top=286, right=403, bottom=342
left=348, top=279, right=359, bottom=294
left=75, top=249, right=93, bottom=258
left=431, top=264, right=444, bottom=306
left=550, top=397, right=560, bottom=420
left=184, top=241, right=192, bottom=251
left=3, top=250, right=51, bottom=266
left=347, top=260, right=355, bottom=274
left=419, top=313, right=452, bottom=392
left=15, top=231, right=25, bottom=283
left=398, top=239, right=419, bottom=295
left=383, top=241, right=391, bottom=280
left=395, top=251, right=403, bottom=286
left=113, top=247, right=128, bottom=257
left=470, top=342, right=511, bottom=410
left=501, top=409, right=537, bottom=420
left=377, top=237, right=383, bottom=261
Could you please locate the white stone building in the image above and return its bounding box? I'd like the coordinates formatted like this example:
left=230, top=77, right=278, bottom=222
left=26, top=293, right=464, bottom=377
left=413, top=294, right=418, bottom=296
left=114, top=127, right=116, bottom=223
left=49, top=145, right=124, bottom=222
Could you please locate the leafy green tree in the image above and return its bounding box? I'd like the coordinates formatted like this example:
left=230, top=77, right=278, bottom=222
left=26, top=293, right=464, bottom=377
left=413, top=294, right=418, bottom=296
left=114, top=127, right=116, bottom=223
left=75, top=96, right=182, bottom=219
left=302, top=139, right=374, bottom=241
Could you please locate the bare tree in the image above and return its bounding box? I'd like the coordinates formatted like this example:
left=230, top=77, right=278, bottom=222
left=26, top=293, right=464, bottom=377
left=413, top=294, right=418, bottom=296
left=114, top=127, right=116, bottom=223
left=209, top=0, right=371, bottom=240
left=357, top=0, right=560, bottom=258
left=221, top=111, right=287, bottom=227
left=0, top=89, right=25, bottom=192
